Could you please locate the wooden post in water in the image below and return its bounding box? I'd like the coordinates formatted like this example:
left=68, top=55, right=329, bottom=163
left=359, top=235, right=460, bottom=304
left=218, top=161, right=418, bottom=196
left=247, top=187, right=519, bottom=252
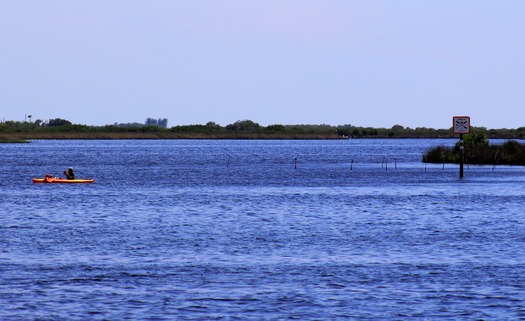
left=350, top=159, right=353, bottom=171
left=459, top=133, right=464, bottom=178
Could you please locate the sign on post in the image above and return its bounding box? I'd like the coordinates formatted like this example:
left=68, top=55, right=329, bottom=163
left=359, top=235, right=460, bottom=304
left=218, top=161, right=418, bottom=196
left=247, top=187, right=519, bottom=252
left=453, top=116, right=470, bottom=178
left=453, top=116, right=471, bottom=134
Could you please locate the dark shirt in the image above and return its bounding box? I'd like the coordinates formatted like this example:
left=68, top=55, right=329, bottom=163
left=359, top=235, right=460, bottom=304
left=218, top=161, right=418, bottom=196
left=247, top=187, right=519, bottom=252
left=65, top=169, right=75, bottom=180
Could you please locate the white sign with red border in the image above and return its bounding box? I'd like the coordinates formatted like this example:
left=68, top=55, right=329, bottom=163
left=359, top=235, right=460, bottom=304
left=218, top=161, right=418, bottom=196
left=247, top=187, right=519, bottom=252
left=453, top=116, right=470, bottom=134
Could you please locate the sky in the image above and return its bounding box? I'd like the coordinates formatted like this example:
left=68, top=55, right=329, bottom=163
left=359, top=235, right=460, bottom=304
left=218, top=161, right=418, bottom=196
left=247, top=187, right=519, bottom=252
left=1, top=1, right=524, bottom=129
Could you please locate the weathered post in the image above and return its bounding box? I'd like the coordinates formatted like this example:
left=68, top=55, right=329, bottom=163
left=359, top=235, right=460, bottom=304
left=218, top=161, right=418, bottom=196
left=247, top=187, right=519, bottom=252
left=459, top=134, right=464, bottom=178
left=453, top=116, right=470, bottom=179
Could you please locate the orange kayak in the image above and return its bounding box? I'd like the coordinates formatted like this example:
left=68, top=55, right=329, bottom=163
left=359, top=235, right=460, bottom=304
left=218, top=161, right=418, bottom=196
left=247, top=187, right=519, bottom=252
left=32, top=175, right=94, bottom=184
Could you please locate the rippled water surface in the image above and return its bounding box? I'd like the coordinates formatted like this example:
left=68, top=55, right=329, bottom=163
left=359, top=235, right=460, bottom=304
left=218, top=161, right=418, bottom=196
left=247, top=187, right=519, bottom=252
left=1, top=139, right=524, bottom=320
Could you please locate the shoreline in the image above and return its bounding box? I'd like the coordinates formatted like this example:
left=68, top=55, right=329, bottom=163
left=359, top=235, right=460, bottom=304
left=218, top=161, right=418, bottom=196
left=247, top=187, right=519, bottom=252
left=0, top=132, right=349, bottom=141
left=2, top=132, right=523, bottom=142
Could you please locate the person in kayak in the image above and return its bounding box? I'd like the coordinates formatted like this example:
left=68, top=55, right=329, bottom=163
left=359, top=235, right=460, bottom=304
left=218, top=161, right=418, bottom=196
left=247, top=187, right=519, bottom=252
left=64, top=167, right=75, bottom=180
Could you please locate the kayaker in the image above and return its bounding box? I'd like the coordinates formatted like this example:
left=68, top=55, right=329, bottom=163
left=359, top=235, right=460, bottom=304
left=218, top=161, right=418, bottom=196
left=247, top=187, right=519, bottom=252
left=64, top=167, right=75, bottom=180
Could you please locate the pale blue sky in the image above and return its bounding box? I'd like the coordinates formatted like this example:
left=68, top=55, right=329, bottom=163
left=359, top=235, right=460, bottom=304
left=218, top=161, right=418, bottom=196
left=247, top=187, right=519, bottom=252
left=1, top=1, right=524, bottom=129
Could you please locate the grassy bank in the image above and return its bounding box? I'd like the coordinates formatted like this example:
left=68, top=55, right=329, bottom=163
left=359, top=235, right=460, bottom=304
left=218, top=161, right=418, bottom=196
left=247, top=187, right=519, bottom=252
left=0, top=136, right=31, bottom=143
left=0, top=131, right=346, bottom=141
left=424, top=138, right=525, bottom=166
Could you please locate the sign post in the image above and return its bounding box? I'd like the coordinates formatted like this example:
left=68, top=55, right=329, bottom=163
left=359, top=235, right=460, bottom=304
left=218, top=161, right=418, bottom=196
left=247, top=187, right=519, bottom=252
left=453, top=116, right=470, bottom=178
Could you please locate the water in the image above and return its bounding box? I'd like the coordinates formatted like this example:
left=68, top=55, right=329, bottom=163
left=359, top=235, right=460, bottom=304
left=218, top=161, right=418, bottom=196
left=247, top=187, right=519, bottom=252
left=1, top=139, right=524, bottom=320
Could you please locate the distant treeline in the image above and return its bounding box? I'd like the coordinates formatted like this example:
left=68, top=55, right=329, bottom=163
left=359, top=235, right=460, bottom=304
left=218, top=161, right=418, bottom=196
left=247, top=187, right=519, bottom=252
left=1, top=118, right=525, bottom=139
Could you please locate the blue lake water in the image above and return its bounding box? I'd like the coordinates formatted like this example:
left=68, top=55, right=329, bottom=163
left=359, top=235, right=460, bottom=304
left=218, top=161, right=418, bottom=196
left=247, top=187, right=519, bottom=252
left=1, top=139, right=524, bottom=320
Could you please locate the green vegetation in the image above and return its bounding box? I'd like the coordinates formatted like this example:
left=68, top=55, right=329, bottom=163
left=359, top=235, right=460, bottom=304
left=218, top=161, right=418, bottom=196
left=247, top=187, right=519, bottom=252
left=1, top=117, right=525, bottom=141
left=424, top=131, right=525, bottom=166
left=0, top=138, right=30, bottom=143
